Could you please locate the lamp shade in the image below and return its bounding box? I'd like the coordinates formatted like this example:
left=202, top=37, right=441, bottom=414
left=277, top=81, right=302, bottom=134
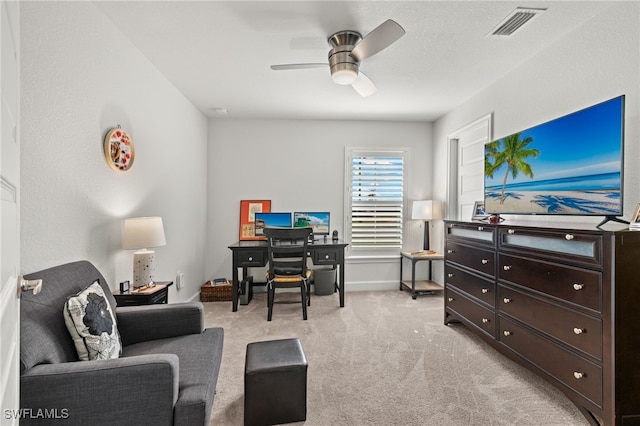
left=411, top=200, right=442, bottom=221
left=123, top=217, right=166, bottom=250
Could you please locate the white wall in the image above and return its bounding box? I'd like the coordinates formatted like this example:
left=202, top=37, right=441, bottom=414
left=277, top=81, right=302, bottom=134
left=429, top=3, right=639, bottom=286
left=433, top=2, right=639, bottom=229
left=20, top=2, right=209, bottom=302
left=206, top=119, right=434, bottom=290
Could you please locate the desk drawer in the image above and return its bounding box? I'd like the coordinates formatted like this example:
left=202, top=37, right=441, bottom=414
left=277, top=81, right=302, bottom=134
left=313, top=249, right=337, bottom=265
left=238, top=250, right=265, bottom=267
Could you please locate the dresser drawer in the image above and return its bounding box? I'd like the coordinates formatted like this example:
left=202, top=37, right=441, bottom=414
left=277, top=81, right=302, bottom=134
left=498, top=284, right=602, bottom=359
left=237, top=250, right=266, bottom=267
left=445, top=263, right=495, bottom=307
left=445, top=287, right=495, bottom=337
left=446, top=222, right=496, bottom=246
left=446, top=241, right=495, bottom=277
left=498, top=253, right=601, bottom=312
left=498, top=227, right=602, bottom=267
left=499, top=316, right=602, bottom=408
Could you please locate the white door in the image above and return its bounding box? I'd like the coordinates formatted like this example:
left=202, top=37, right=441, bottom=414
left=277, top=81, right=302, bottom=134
left=1, top=1, right=21, bottom=423
left=447, top=114, right=492, bottom=221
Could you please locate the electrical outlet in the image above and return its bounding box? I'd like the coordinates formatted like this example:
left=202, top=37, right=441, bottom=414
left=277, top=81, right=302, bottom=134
left=176, top=272, right=184, bottom=289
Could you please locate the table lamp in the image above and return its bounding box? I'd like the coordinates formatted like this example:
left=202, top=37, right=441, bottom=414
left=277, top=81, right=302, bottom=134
left=411, top=200, right=442, bottom=251
left=123, top=216, right=166, bottom=288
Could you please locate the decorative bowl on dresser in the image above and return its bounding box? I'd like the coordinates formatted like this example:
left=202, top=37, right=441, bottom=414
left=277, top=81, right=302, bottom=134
left=444, top=220, right=640, bottom=426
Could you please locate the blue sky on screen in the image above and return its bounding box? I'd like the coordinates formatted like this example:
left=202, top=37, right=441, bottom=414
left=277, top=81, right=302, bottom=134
left=485, top=96, right=623, bottom=186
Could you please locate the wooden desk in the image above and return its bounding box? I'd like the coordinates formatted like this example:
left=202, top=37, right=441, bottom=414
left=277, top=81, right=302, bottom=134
left=228, top=239, right=348, bottom=312
left=112, top=281, right=173, bottom=306
left=400, top=251, right=444, bottom=299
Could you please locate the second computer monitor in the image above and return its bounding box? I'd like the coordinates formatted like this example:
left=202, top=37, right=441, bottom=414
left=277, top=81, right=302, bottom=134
left=293, top=212, right=330, bottom=235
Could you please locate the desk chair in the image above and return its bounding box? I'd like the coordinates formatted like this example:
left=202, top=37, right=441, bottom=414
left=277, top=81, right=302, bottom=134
left=264, top=227, right=313, bottom=321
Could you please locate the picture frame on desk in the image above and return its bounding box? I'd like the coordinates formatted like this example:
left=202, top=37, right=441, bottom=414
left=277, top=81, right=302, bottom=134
left=239, top=200, right=271, bottom=240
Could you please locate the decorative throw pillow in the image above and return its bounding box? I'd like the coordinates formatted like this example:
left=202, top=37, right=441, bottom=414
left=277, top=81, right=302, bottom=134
left=63, top=280, right=121, bottom=361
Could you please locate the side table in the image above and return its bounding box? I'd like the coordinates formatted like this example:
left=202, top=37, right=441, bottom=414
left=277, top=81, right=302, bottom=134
left=112, top=281, right=173, bottom=306
left=399, top=251, right=444, bottom=299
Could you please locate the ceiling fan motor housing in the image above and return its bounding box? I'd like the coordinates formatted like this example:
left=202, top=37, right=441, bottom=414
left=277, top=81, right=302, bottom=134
left=328, top=30, right=362, bottom=84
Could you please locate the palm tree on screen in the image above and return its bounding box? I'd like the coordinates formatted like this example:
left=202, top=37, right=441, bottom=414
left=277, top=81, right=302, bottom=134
left=485, top=132, right=539, bottom=204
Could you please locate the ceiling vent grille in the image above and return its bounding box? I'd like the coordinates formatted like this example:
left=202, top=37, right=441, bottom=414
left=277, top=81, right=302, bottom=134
left=487, top=7, right=546, bottom=37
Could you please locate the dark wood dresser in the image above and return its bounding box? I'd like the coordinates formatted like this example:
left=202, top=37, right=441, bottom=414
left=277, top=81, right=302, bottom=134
left=444, top=220, right=640, bottom=426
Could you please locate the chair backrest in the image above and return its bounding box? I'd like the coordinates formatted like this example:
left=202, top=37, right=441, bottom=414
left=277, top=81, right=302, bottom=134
left=263, top=227, right=312, bottom=279
left=20, top=260, right=115, bottom=373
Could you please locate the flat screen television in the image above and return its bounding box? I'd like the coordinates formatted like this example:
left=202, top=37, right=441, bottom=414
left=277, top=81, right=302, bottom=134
left=484, top=95, right=625, bottom=226
left=254, top=212, right=292, bottom=236
left=293, top=212, right=330, bottom=235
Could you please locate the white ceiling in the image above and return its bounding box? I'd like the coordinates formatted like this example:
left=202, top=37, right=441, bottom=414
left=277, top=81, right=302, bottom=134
left=94, top=1, right=614, bottom=122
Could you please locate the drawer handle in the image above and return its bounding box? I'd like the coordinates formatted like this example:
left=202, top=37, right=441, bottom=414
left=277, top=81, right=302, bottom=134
left=573, top=283, right=584, bottom=291
left=565, top=234, right=575, bottom=241
left=448, top=297, right=454, bottom=302
left=573, top=371, right=585, bottom=379
left=447, top=249, right=454, bottom=254
left=481, top=259, right=489, bottom=265
left=482, top=318, right=489, bottom=323
left=248, top=256, right=253, bottom=262
left=478, top=226, right=484, bottom=231
left=508, top=229, right=515, bottom=234
left=503, top=330, right=512, bottom=336
left=481, top=288, right=489, bottom=294
left=325, top=254, right=329, bottom=260
left=447, top=273, right=454, bottom=278
left=503, top=265, right=511, bottom=271
left=573, top=327, right=585, bottom=335
left=503, top=297, right=511, bottom=304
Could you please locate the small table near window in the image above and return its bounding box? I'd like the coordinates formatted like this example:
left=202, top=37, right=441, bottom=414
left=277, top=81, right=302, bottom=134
left=112, top=281, right=173, bottom=306
left=399, top=251, right=444, bottom=299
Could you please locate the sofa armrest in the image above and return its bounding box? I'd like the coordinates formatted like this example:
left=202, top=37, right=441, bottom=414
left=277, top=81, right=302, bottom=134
left=116, top=302, right=204, bottom=346
left=20, top=354, right=179, bottom=426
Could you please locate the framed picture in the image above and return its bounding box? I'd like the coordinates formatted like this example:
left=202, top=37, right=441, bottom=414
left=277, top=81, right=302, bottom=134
left=239, top=200, right=271, bottom=240
left=630, top=203, right=640, bottom=229
left=472, top=201, right=489, bottom=221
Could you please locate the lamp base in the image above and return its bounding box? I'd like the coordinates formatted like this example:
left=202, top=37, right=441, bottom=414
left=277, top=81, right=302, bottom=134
left=132, top=249, right=155, bottom=288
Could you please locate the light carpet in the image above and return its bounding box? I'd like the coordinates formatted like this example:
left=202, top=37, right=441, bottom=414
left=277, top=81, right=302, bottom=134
left=205, top=290, right=589, bottom=426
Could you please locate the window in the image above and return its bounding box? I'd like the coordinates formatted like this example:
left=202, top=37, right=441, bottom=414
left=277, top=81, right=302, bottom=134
left=345, top=149, right=407, bottom=251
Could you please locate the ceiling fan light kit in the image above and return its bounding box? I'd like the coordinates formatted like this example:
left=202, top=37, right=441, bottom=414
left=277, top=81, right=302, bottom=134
left=271, top=19, right=405, bottom=97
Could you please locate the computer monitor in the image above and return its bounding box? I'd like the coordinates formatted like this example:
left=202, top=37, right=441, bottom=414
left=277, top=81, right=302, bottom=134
left=293, top=212, right=330, bottom=235
left=254, top=212, right=292, bottom=236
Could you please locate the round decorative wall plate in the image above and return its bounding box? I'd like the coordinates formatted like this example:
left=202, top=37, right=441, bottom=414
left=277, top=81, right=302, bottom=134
left=104, top=126, right=135, bottom=171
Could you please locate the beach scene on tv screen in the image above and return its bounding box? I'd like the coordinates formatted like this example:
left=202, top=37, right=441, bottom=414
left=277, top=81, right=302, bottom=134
left=484, top=96, right=623, bottom=215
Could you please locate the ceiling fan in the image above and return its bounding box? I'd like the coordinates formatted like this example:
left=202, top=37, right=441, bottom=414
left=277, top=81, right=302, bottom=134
left=270, top=19, right=405, bottom=97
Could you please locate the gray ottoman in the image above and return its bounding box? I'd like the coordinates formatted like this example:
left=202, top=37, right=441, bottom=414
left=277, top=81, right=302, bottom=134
left=244, top=338, right=308, bottom=426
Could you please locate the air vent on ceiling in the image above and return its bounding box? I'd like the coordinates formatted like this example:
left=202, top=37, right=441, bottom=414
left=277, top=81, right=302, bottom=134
left=487, top=7, right=546, bottom=37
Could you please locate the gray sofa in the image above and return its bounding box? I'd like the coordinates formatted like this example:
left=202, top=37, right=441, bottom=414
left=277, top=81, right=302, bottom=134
left=20, top=260, right=224, bottom=426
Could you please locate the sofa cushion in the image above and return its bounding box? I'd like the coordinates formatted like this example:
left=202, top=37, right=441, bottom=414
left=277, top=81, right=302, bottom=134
left=64, top=281, right=122, bottom=361
left=122, top=327, right=224, bottom=424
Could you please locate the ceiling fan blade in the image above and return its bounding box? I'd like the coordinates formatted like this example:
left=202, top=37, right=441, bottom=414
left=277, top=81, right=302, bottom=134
left=350, top=19, right=405, bottom=62
left=351, top=71, right=377, bottom=97
left=270, top=63, right=327, bottom=70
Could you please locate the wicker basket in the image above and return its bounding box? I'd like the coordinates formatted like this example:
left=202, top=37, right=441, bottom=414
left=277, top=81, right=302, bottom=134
left=200, top=280, right=233, bottom=302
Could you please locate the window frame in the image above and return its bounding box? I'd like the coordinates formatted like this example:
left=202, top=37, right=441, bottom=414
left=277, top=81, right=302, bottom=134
left=344, top=147, right=409, bottom=256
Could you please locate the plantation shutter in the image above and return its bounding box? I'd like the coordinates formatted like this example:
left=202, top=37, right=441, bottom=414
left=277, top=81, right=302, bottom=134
left=350, top=153, right=404, bottom=248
